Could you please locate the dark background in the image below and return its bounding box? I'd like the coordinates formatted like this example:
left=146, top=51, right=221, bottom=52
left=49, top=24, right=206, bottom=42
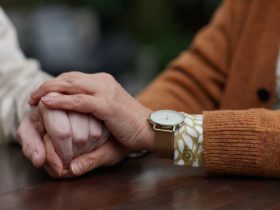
left=1, top=0, right=221, bottom=94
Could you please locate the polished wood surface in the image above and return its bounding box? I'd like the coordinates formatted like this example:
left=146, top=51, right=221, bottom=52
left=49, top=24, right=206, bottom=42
left=0, top=144, right=279, bottom=210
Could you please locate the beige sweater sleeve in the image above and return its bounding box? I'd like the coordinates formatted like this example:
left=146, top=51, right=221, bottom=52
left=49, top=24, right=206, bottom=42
left=0, top=7, right=51, bottom=142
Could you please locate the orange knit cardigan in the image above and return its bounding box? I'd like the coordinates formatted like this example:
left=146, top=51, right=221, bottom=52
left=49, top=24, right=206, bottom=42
left=137, top=0, right=280, bottom=177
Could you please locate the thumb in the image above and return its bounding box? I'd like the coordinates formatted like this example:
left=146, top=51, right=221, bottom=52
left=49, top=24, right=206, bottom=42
left=43, top=134, right=64, bottom=177
left=70, top=139, right=128, bottom=176
left=17, top=116, right=46, bottom=167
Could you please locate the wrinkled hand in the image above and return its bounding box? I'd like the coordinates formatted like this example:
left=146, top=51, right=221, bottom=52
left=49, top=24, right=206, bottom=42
left=29, top=72, right=155, bottom=153
left=17, top=92, right=110, bottom=177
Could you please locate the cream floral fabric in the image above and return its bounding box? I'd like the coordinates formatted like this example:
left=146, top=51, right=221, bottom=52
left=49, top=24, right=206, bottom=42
left=174, top=113, right=204, bottom=167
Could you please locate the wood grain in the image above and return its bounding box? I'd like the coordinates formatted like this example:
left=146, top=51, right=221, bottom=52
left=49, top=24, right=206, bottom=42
left=0, top=144, right=279, bottom=210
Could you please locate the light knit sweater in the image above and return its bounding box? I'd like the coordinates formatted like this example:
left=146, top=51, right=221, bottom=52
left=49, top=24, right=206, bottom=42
left=0, top=7, right=51, bottom=142
left=138, top=0, right=280, bottom=177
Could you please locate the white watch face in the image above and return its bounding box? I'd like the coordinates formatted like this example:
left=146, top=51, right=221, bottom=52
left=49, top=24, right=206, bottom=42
left=149, top=110, right=185, bottom=126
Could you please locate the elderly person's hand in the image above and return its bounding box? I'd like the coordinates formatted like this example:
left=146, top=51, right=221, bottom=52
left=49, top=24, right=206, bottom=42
left=29, top=72, right=155, bottom=160
left=17, top=92, right=109, bottom=178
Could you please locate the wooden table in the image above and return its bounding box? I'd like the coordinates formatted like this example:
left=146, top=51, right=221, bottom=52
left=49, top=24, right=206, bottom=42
left=0, top=144, right=279, bottom=210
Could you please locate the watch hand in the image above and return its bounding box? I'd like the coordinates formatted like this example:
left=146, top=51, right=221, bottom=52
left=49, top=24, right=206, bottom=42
left=167, top=114, right=174, bottom=120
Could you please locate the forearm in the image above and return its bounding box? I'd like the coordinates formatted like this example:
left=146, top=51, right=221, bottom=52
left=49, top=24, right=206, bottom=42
left=174, top=109, right=280, bottom=177
left=0, top=7, right=51, bottom=142
left=0, top=60, right=51, bottom=142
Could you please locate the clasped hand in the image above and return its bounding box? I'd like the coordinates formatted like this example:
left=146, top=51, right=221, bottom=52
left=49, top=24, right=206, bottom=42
left=17, top=93, right=113, bottom=178
left=18, top=72, right=154, bottom=178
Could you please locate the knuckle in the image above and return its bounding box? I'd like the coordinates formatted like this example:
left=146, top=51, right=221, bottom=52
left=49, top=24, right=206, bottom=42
left=89, top=128, right=102, bottom=140
left=73, top=95, right=83, bottom=106
left=39, top=83, right=48, bottom=93
left=97, top=72, right=120, bottom=101
left=90, top=130, right=102, bottom=139
left=108, top=81, right=117, bottom=93
left=86, top=155, right=97, bottom=169
left=99, top=72, right=115, bottom=83
left=60, top=71, right=82, bottom=84
left=89, top=132, right=102, bottom=140
left=64, top=74, right=76, bottom=85
left=73, top=135, right=87, bottom=145
left=53, top=127, right=71, bottom=140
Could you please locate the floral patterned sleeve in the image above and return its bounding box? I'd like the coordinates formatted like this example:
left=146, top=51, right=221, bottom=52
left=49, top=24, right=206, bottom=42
left=174, top=113, right=204, bottom=167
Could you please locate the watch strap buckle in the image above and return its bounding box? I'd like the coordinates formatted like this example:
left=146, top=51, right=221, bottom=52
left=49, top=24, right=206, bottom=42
left=153, top=124, right=176, bottom=132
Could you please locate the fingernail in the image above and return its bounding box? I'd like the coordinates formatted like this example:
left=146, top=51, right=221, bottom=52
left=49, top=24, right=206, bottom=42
left=31, top=90, right=40, bottom=99
left=42, top=96, right=53, bottom=103
left=54, top=162, right=64, bottom=177
left=71, top=161, right=83, bottom=175
left=62, top=169, right=71, bottom=178
left=32, top=150, right=42, bottom=167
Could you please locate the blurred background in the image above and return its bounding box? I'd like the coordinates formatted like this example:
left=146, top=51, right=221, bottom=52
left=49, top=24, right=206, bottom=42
left=1, top=0, right=221, bottom=94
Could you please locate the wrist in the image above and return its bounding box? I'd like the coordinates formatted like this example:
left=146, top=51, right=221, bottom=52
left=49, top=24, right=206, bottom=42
left=137, top=108, right=155, bottom=152
left=147, top=110, right=185, bottom=159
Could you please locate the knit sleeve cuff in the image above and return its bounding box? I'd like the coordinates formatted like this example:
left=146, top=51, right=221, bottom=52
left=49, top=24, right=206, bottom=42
left=203, top=109, right=262, bottom=176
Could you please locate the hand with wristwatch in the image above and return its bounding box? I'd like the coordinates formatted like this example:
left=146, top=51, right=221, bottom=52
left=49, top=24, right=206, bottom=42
left=148, top=110, right=185, bottom=159
left=29, top=73, right=187, bottom=176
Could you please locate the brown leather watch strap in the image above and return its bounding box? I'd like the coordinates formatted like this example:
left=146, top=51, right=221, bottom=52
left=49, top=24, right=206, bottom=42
left=154, top=130, right=174, bottom=159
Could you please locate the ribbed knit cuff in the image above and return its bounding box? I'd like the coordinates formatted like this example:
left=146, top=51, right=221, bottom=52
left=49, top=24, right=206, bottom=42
left=203, top=110, right=262, bottom=176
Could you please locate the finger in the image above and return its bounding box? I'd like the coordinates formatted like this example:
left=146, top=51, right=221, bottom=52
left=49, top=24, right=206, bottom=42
left=17, top=117, right=46, bottom=168
left=30, top=72, right=92, bottom=103
left=98, top=124, right=110, bottom=147
left=83, top=116, right=103, bottom=152
left=29, top=106, right=46, bottom=135
left=44, top=163, right=73, bottom=178
left=43, top=162, right=60, bottom=178
left=41, top=94, right=107, bottom=120
left=70, top=139, right=127, bottom=176
left=29, top=72, right=115, bottom=105
left=43, top=134, right=64, bottom=177
left=88, top=124, right=110, bottom=151
left=39, top=101, right=73, bottom=167
left=68, top=111, right=90, bottom=157
left=31, top=80, right=83, bottom=102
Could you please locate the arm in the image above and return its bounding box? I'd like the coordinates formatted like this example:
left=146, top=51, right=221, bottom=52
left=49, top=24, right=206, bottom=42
left=0, top=7, right=50, bottom=142
left=0, top=8, right=111, bottom=178
left=28, top=71, right=280, bottom=177
left=27, top=0, right=280, bottom=177
left=137, top=0, right=235, bottom=113
left=137, top=0, right=280, bottom=176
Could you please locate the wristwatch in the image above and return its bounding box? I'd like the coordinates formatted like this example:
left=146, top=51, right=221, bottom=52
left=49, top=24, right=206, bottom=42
left=148, top=110, right=185, bottom=159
